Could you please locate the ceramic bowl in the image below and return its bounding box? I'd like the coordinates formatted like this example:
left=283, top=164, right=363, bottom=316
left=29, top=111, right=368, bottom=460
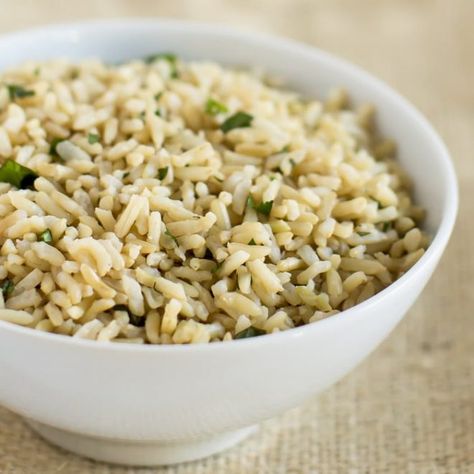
left=0, top=19, right=458, bottom=466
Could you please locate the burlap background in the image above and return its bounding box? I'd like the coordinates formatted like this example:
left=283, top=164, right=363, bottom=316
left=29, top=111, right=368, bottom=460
left=0, top=1, right=472, bottom=472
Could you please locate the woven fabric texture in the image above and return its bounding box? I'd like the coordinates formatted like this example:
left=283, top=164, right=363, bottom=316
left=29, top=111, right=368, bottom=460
left=0, top=1, right=473, bottom=472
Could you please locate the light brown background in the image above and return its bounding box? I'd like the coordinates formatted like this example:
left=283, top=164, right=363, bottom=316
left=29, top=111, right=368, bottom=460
left=0, top=1, right=473, bottom=473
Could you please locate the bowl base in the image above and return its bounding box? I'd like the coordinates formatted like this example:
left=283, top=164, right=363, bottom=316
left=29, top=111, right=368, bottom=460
left=25, top=419, right=258, bottom=466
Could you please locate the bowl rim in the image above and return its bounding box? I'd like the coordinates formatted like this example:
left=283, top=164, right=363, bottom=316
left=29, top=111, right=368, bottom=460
left=0, top=17, right=459, bottom=352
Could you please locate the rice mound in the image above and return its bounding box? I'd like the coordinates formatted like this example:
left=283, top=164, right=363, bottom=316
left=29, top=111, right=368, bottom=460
left=0, top=55, right=428, bottom=344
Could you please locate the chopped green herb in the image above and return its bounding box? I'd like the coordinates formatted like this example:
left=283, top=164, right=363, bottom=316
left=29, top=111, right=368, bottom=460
left=0, top=159, right=38, bottom=189
left=220, top=112, right=253, bottom=133
left=144, top=53, right=178, bottom=78
left=7, top=84, right=35, bottom=100
left=235, top=326, right=266, bottom=339
left=382, top=222, right=392, bottom=232
left=1, top=279, right=14, bottom=298
left=205, top=98, right=228, bottom=116
left=248, top=238, right=257, bottom=245
left=247, top=195, right=273, bottom=216
left=123, top=172, right=130, bottom=178
left=38, top=229, right=53, bottom=243
left=269, top=175, right=277, bottom=181
left=154, top=92, right=163, bottom=101
left=164, top=228, right=178, bottom=244
left=139, top=111, right=146, bottom=120
left=49, top=137, right=65, bottom=159
left=87, top=133, right=100, bottom=144
left=155, top=109, right=161, bottom=117
left=114, top=305, right=145, bottom=327
left=279, top=145, right=291, bottom=153
left=256, top=201, right=273, bottom=215
left=145, top=52, right=177, bottom=64
left=289, top=158, right=296, bottom=167
left=33, top=67, right=40, bottom=77
left=158, top=167, right=169, bottom=180
left=358, top=231, right=371, bottom=237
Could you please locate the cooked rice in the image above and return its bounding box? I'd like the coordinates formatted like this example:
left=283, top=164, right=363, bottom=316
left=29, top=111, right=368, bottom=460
left=0, top=56, right=428, bottom=343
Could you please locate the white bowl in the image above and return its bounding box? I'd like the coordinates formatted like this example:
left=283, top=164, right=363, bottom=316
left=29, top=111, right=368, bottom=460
left=0, top=19, right=458, bottom=466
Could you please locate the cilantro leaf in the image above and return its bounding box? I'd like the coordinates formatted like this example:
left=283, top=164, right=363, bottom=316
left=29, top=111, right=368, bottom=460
left=49, top=138, right=66, bottom=160
left=87, top=133, right=100, bottom=144
left=256, top=201, right=273, bottom=215
left=247, top=195, right=273, bottom=216
left=145, top=52, right=177, bottom=64
left=144, top=53, right=179, bottom=78
left=220, top=112, right=253, bottom=133
left=7, top=84, right=35, bottom=100
left=1, top=279, right=14, bottom=298
left=0, top=159, right=38, bottom=189
left=205, top=98, right=228, bottom=116
left=235, top=326, right=266, bottom=339
left=38, top=229, right=53, bottom=243
left=158, top=167, right=169, bottom=180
